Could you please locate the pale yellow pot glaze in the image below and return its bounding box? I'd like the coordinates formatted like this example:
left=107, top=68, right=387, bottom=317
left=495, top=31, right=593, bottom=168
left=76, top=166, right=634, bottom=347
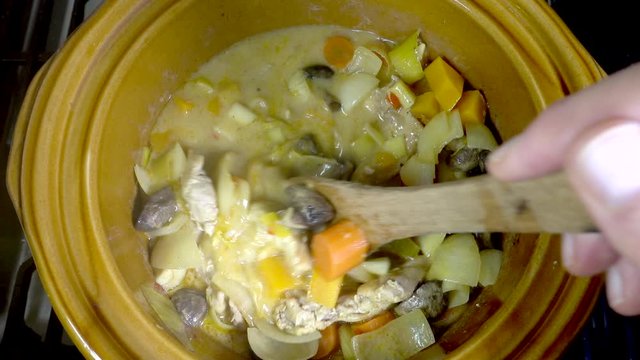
left=7, top=1, right=605, bottom=359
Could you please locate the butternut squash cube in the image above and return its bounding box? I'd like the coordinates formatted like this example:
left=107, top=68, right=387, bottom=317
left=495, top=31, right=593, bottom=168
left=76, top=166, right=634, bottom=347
left=455, top=90, right=486, bottom=124
left=424, top=57, right=464, bottom=111
left=258, top=256, right=296, bottom=298
left=309, top=268, right=343, bottom=308
left=411, top=92, right=440, bottom=123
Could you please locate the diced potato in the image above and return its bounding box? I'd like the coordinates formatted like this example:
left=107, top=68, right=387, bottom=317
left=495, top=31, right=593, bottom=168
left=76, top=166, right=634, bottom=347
left=228, top=102, right=257, bottom=125
left=411, top=91, right=440, bottom=123
left=427, top=233, right=481, bottom=287
left=346, top=46, right=384, bottom=76
left=399, top=154, right=435, bottom=186
left=455, top=90, right=486, bottom=124
left=309, top=268, right=343, bottom=308
left=479, top=249, right=503, bottom=286
left=258, top=256, right=297, bottom=298
left=465, top=121, right=498, bottom=150
left=382, top=238, right=421, bottom=258
left=424, top=57, right=464, bottom=111
left=382, top=136, right=408, bottom=161
left=352, top=134, right=379, bottom=163
left=417, top=232, right=446, bottom=258
left=445, top=283, right=470, bottom=308
left=150, top=221, right=204, bottom=270
left=388, top=31, right=425, bottom=84
left=352, top=309, right=435, bottom=360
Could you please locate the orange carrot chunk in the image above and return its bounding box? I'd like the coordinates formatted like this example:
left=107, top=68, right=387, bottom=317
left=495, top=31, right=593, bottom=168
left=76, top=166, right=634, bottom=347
left=311, top=220, right=369, bottom=280
left=324, top=36, right=355, bottom=69
left=351, top=311, right=395, bottom=335
left=313, top=323, right=340, bottom=359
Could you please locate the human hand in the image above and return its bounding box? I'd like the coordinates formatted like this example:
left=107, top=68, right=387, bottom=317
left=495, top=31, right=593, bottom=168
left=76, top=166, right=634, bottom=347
left=487, top=63, right=640, bottom=316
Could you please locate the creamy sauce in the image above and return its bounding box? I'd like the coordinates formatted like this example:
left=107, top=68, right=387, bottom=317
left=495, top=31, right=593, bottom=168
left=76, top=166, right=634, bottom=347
left=136, top=24, right=500, bottom=358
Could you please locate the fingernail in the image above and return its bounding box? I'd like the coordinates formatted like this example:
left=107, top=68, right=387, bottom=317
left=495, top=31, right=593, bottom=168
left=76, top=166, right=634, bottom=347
left=574, top=122, right=640, bottom=207
left=561, top=233, right=576, bottom=269
left=487, top=135, right=522, bottom=168
left=607, top=266, right=625, bottom=307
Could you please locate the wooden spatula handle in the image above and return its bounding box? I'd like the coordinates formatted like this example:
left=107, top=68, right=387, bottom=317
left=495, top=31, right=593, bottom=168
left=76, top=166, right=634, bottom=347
left=308, top=172, right=596, bottom=247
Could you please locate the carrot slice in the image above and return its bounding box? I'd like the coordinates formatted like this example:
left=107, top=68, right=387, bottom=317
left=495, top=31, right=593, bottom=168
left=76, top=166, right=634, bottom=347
left=312, top=323, right=340, bottom=359
left=351, top=311, right=395, bottom=335
left=311, top=220, right=369, bottom=280
left=324, top=36, right=355, bottom=69
left=387, top=92, right=402, bottom=110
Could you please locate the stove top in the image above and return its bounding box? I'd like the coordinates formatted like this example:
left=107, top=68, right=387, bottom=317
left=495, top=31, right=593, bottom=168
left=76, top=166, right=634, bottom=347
left=1, top=1, right=639, bottom=359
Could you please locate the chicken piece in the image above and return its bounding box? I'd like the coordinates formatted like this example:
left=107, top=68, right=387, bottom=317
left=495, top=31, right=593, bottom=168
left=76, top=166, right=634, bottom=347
left=273, top=295, right=339, bottom=335
left=206, top=286, right=246, bottom=328
left=272, top=266, right=424, bottom=335
left=181, top=153, right=217, bottom=236
left=394, top=281, right=446, bottom=318
left=335, top=266, right=424, bottom=323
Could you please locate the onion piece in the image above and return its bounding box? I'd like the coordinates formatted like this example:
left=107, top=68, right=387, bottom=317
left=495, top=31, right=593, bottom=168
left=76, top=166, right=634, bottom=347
left=146, top=212, right=189, bottom=238
left=247, top=327, right=320, bottom=360
left=211, top=274, right=256, bottom=325
left=254, top=318, right=321, bottom=344
left=140, top=284, right=190, bottom=346
left=150, top=221, right=204, bottom=270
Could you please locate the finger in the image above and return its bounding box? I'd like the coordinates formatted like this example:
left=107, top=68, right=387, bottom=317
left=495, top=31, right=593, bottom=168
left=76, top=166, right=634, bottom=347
left=606, top=257, right=640, bottom=316
left=561, top=233, right=618, bottom=277
left=488, top=62, right=640, bottom=181
left=565, top=121, right=640, bottom=266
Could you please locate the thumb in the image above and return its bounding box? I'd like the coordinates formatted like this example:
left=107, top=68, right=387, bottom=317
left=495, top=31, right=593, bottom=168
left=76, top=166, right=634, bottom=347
left=565, top=120, right=640, bottom=266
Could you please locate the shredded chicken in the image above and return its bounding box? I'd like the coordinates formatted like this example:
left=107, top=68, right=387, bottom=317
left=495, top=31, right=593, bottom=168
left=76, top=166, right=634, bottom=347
left=206, top=286, right=246, bottom=328
left=181, top=153, right=218, bottom=236
left=273, top=266, right=425, bottom=335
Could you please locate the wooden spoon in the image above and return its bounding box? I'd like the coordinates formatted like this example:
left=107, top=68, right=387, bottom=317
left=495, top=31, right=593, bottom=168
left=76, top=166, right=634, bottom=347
left=299, top=172, right=596, bottom=248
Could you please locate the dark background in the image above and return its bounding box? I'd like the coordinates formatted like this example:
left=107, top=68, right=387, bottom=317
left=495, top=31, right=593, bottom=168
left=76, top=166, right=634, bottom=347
left=1, top=0, right=639, bottom=359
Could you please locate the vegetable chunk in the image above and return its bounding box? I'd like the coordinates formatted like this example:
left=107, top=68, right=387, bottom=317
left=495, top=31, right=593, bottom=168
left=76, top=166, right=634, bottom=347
left=311, top=220, right=370, bottom=280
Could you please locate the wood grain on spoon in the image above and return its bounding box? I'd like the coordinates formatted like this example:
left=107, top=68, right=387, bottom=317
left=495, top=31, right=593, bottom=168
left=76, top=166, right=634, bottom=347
left=300, top=172, right=595, bottom=248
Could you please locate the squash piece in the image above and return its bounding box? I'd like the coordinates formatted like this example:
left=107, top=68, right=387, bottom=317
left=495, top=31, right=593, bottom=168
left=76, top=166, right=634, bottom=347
left=424, top=57, right=464, bottom=111
left=258, top=256, right=297, bottom=298
left=309, top=268, right=343, bottom=308
left=455, top=90, right=486, bottom=124
left=411, top=91, right=440, bottom=123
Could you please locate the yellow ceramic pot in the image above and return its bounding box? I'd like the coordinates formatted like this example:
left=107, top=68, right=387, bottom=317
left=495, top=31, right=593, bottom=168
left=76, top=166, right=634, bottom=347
left=7, top=0, right=605, bottom=359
